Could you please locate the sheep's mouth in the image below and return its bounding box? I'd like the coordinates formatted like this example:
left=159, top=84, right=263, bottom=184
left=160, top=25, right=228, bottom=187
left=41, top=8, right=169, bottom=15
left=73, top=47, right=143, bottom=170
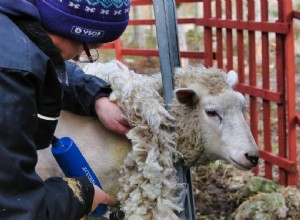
left=229, top=157, right=253, bottom=170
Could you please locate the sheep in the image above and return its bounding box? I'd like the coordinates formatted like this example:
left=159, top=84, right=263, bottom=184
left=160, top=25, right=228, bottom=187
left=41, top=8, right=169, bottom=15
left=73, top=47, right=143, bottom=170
left=37, top=60, right=259, bottom=220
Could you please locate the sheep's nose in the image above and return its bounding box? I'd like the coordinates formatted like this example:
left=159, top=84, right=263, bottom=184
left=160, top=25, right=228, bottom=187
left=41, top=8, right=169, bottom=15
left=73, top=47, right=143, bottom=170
left=245, top=153, right=259, bottom=166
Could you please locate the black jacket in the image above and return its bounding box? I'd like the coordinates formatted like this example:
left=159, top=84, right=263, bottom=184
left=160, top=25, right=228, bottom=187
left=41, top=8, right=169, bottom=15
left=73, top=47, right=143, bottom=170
left=0, top=7, right=112, bottom=220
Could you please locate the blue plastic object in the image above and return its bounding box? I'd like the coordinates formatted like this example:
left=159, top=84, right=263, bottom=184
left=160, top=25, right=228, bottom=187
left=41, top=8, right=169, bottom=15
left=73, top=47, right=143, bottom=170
left=51, top=136, right=107, bottom=217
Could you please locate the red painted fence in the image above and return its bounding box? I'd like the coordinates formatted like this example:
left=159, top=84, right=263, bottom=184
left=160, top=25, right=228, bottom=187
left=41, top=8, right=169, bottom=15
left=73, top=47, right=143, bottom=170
left=102, top=0, right=300, bottom=186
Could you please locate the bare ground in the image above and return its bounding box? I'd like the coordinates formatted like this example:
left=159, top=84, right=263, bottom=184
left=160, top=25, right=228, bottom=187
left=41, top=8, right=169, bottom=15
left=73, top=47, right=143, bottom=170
left=192, top=164, right=300, bottom=220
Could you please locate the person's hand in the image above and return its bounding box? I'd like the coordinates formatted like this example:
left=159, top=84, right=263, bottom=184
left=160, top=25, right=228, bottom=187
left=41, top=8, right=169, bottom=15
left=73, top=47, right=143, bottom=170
left=94, top=97, right=130, bottom=134
left=91, top=185, right=115, bottom=212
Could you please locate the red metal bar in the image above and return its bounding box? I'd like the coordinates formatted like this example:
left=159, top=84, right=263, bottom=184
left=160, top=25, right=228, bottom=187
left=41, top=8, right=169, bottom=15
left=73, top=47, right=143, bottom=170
left=129, top=19, right=156, bottom=25
left=225, top=0, right=233, bottom=70
left=276, top=1, right=288, bottom=185
left=179, top=51, right=207, bottom=59
left=261, top=0, right=273, bottom=180
left=235, top=84, right=283, bottom=103
left=114, top=39, right=123, bottom=62
left=282, top=0, right=299, bottom=186
left=101, top=43, right=115, bottom=49
left=122, top=48, right=159, bottom=56
left=236, top=0, right=245, bottom=84
left=196, top=19, right=289, bottom=33
left=130, top=18, right=290, bottom=34
left=203, top=0, right=213, bottom=67
left=129, top=18, right=289, bottom=37
left=259, top=150, right=297, bottom=173
left=102, top=40, right=123, bottom=61
left=248, top=0, right=259, bottom=177
left=120, top=48, right=208, bottom=59
left=215, top=0, right=223, bottom=68
left=293, top=10, right=300, bottom=19
left=295, top=114, right=300, bottom=126
left=174, top=18, right=290, bottom=33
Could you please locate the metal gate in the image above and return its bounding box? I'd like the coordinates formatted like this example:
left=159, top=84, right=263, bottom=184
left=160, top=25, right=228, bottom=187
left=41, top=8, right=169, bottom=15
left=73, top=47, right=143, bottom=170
left=103, top=0, right=299, bottom=186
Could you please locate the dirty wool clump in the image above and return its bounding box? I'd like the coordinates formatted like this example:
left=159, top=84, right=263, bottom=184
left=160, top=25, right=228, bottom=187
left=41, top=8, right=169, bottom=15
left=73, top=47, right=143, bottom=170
left=63, top=177, right=84, bottom=203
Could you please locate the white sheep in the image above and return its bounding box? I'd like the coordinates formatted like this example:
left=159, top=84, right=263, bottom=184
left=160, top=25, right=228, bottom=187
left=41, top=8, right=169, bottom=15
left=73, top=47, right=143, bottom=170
left=37, top=60, right=259, bottom=220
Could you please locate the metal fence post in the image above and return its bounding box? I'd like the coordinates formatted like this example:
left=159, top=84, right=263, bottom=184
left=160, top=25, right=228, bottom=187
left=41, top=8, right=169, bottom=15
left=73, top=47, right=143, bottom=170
left=152, top=0, right=196, bottom=219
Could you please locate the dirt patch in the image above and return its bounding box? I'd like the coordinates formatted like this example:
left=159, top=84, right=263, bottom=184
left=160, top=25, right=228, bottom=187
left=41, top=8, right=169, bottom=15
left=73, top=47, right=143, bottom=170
left=192, top=164, right=300, bottom=220
left=192, top=164, right=252, bottom=219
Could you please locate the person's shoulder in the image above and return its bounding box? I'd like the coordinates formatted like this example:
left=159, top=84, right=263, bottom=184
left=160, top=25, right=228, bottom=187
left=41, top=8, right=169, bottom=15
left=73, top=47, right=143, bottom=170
left=0, top=13, right=49, bottom=79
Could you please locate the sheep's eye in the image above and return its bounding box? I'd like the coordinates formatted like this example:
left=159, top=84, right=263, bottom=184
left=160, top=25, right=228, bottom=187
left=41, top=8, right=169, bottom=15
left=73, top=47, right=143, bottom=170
left=206, top=110, right=218, bottom=117
left=205, top=109, right=222, bottom=121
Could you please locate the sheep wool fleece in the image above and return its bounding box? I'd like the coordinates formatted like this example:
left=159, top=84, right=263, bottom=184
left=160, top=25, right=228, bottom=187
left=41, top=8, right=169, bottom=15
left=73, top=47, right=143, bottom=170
left=82, top=61, right=185, bottom=220
left=81, top=60, right=236, bottom=220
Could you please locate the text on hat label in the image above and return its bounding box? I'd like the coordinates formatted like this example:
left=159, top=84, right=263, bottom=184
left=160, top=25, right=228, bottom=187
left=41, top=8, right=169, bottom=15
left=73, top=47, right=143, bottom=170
left=71, top=26, right=104, bottom=38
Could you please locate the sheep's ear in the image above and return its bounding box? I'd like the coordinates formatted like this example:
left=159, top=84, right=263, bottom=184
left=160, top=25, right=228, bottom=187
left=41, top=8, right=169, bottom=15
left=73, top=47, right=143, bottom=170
left=226, top=70, right=238, bottom=89
left=174, top=88, right=199, bottom=106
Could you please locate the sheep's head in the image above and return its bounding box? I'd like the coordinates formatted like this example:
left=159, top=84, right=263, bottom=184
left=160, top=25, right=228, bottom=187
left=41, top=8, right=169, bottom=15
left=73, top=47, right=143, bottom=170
left=173, top=70, right=259, bottom=170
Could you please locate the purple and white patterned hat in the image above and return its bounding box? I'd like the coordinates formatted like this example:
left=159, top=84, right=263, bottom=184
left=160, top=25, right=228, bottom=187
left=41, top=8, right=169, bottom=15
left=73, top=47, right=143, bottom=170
left=34, top=0, right=130, bottom=43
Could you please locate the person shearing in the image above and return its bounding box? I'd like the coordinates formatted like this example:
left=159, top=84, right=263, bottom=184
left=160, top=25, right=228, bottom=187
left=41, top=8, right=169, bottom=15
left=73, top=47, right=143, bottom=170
left=0, top=0, right=131, bottom=219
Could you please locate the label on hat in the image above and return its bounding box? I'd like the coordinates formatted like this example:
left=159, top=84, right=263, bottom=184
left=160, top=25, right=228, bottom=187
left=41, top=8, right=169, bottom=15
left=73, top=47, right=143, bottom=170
left=71, top=26, right=104, bottom=38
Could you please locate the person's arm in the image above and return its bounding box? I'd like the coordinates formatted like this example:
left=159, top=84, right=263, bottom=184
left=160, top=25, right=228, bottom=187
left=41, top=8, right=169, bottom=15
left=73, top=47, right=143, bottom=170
left=0, top=69, right=99, bottom=220
left=63, top=61, right=130, bottom=134
left=62, top=61, right=112, bottom=116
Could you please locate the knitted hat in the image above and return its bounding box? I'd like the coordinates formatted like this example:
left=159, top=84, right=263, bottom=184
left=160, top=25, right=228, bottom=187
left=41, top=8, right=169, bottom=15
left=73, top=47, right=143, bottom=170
left=34, top=0, right=130, bottom=43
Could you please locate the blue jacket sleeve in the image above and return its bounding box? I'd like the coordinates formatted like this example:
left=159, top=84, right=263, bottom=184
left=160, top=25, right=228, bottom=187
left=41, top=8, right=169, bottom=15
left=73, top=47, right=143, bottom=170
left=62, top=61, right=112, bottom=116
